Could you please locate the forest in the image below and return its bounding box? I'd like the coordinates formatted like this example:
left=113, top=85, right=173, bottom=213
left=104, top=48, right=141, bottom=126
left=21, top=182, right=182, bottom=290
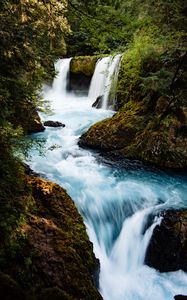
left=0, top=0, right=187, bottom=299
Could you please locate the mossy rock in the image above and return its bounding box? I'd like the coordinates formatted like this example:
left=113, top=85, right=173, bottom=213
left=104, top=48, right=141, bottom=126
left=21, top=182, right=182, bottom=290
left=25, top=177, right=102, bottom=300
left=10, top=100, right=45, bottom=134
left=70, top=56, right=99, bottom=77
left=0, top=176, right=102, bottom=300
left=79, top=98, right=187, bottom=168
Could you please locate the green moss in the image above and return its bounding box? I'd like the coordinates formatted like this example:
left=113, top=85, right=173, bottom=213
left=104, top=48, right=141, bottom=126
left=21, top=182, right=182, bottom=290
left=0, top=176, right=102, bottom=300
left=70, top=55, right=108, bottom=77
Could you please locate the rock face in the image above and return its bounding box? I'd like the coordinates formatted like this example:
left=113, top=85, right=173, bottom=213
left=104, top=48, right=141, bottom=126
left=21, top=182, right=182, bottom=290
left=10, top=100, right=45, bottom=134
left=174, top=296, right=187, bottom=300
left=145, top=210, right=187, bottom=272
left=70, top=56, right=98, bottom=77
left=1, top=176, right=102, bottom=300
left=44, top=120, right=65, bottom=127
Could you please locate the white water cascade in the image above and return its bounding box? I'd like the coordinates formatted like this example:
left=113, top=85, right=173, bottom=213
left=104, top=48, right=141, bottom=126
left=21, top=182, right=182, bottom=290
left=102, top=54, right=122, bottom=109
left=88, top=56, right=111, bottom=103
left=52, top=58, right=72, bottom=94
left=28, top=58, right=187, bottom=300
left=88, top=55, right=122, bottom=109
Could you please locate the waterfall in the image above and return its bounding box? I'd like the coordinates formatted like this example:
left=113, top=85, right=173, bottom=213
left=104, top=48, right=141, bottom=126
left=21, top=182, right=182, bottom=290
left=102, top=54, right=122, bottom=110
left=110, top=210, right=161, bottom=273
left=88, top=55, right=122, bottom=110
left=88, top=57, right=111, bottom=104
left=29, top=57, right=187, bottom=300
left=52, top=58, right=72, bottom=94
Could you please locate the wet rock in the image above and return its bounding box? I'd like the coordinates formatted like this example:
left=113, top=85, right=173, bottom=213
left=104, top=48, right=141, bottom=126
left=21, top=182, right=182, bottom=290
left=145, top=210, right=187, bottom=272
left=174, top=296, right=187, bottom=300
left=44, top=120, right=65, bottom=127
left=23, top=163, right=40, bottom=177
left=92, top=96, right=103, bottom=109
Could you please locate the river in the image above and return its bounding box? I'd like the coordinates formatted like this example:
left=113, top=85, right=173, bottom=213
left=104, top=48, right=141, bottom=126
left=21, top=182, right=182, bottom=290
left=27, top=57, right=187, bottom=300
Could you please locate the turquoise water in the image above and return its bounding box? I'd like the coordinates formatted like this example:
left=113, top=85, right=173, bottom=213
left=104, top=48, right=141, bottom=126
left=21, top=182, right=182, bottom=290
left=27, top=59, right=187, bottom=300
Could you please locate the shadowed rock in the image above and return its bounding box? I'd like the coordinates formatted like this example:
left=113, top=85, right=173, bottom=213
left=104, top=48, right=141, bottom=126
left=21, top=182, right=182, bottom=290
left=174, top=295, right=187, bottom=300
left=145, top=210, right=187, bottom=272
left=44, top=120, right=65, bottom=127
left=92, top=96, right=103, bottom=109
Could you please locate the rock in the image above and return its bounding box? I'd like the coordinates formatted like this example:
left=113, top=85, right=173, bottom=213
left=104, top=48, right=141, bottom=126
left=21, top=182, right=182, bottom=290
left=44, top=120, right=65, bottom=127
left=78, top=50, right=187, bottom=169
left=70, top=56, right=98, bottom=77
left=92, top=96, right=103, bottom=109
left=10, top=100, right=45, bottom=134
left=67, top=72, right=92, bottom=95
left=79, top=98, right=187, bottom=168
left=0, top=175, right=102, bottom=299
left=174, top=296, right=187, bottom=300
left=23, top=176, right=102, bottom=299
left=145, top=210, right=187, bottom=272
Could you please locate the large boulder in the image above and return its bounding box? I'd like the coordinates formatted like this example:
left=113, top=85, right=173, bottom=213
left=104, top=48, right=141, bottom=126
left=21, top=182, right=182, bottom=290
left=79, top=100, right=187, bottom=168
left=10, top=100, right=45, bottom=134
left=0, top=176, right=102, bottom=300
left=145, top=210, right=187, bottom=272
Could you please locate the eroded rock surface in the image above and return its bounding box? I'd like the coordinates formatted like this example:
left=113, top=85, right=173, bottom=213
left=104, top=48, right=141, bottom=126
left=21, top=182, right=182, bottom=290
left=145, top=210, right=187, bottom=272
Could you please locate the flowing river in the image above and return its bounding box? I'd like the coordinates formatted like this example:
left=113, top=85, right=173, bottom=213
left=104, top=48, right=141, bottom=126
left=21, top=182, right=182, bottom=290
left=27, top=58, right=187, bottom=300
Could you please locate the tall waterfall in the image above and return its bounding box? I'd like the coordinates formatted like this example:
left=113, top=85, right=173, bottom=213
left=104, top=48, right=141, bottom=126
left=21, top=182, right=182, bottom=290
left=88, top=55, right=122, bottom=110
left=88, top=56, right=111, bottom=103
left=29, top=58, right=187, bottom=300
left=52, top=58, right=72, bottom=94
left=102, top=54, right=122, bottom=110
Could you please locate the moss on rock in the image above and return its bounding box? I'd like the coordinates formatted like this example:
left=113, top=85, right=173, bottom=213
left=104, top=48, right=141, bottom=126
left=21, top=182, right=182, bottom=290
left=70, top=56, right=99, bottom=77
left=79, top=48, right=187, bottom=169
left=0, top=176, right=102, bottom=300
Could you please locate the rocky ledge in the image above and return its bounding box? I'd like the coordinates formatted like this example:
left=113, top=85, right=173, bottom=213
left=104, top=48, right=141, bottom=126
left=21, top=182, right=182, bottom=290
left=145, top=210, right=187, bottom=272
left=79, top=99, right=187, bottom=169
left=0, top=176, right=102, bottom=300
left=70, top=56, right=99, bottom=77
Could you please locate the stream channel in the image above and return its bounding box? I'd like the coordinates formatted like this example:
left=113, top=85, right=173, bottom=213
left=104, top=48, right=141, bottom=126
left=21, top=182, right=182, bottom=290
left=27, top=57, right=187, bottom=300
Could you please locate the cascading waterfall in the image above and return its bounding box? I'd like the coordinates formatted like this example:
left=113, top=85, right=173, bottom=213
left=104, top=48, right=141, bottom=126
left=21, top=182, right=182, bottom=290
left=88, top=54, right=122, bottom=110
left=101, top=54, right=122, bottom=110
left=88, top=56, right=111, bottom=103
left=28, top=58, right=187, bottom=300
left=52, top=58, right=72, bottom=94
